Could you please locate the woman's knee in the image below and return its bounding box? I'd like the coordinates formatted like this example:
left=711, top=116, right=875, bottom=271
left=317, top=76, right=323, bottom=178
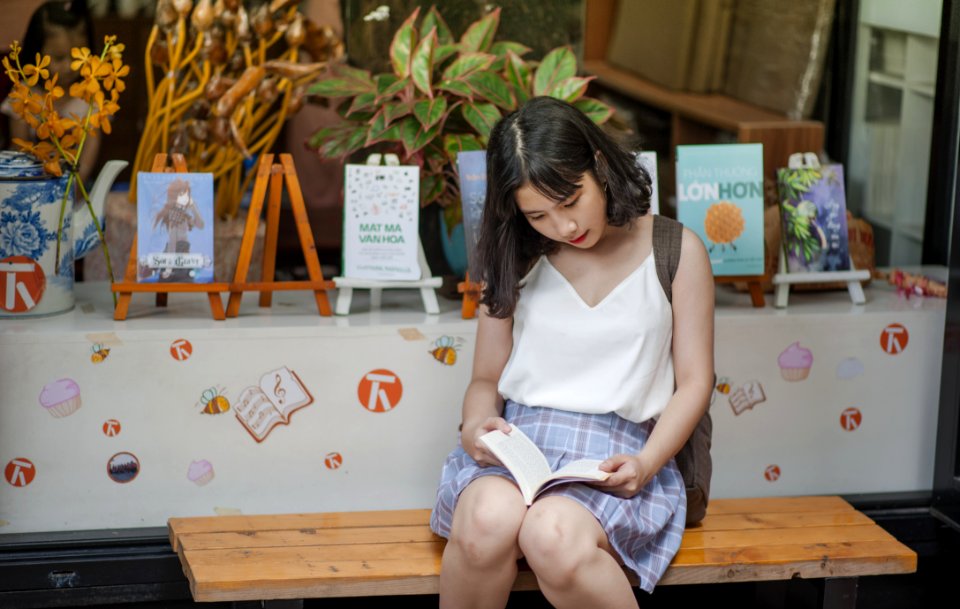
left=518, top=500, right=599, bottom=585
left=449, top=478, right=526, bottom=565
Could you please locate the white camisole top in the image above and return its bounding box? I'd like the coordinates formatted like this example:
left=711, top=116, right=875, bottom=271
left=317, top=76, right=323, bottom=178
left=497, top=253, right=674, bottom=423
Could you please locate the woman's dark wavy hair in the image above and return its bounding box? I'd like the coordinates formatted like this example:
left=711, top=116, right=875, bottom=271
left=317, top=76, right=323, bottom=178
left=20, top=1, right=94, bottom=66
left=476, top=96, right=653, bottom=318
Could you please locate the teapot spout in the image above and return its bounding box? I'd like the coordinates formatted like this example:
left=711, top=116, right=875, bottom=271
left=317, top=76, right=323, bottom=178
left=74, top=160, right=128, bottom=260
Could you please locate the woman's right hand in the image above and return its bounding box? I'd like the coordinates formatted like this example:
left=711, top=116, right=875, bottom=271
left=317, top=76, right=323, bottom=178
left=461, top=416, right=512, bottom=467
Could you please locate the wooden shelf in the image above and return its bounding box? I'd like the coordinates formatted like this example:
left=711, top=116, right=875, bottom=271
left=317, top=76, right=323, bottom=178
left=583, top=59, right=818, bottom=132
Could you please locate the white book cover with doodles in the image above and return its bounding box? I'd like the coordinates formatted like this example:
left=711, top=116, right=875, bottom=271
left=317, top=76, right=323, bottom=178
left=342, top=164, right=420, bottom=280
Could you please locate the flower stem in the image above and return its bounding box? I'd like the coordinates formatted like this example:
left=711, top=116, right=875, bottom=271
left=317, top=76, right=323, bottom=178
left=75, top=172, right=117, bottom=307
left=54, top=172, right=75, bottom=274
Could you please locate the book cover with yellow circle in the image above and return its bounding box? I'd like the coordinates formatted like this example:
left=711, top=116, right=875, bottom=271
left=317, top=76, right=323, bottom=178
left=676, top=144, right=765, bottom=276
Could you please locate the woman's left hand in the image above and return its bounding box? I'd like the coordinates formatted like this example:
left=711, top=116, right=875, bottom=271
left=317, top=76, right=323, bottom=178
left=593, top=454, right=653, bottom=498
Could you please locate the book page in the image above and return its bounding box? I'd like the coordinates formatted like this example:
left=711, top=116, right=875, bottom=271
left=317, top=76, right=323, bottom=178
left=479, top=425, right=552, bottom=504
left=544, top=459, right=610, bottom=485
left=258, top=366, right=312, bottom=419
left=235, top=386, right=283, bottom=441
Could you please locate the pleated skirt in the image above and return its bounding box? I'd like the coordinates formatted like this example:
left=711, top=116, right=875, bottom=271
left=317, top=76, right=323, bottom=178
left=430, top=400, right=686, bottom=592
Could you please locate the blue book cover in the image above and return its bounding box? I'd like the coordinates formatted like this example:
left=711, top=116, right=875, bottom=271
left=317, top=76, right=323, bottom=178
left=457, top=150, right=487, bottom=279
left=676, top=144, right=765, bottom=276
left=777, top=163, right=851, bottom=273
left=136, top=172, right=215, bottom=283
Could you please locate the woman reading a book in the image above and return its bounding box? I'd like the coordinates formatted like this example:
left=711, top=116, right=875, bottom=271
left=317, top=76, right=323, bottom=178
left=430, top=96, right=714, bottom=608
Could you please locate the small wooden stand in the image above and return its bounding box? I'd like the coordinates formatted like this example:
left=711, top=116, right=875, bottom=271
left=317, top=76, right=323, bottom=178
left=225, top=154, right=335, bottom=317
left=772, top=254, right=870, bottom=308
left=457, top=272, right=481, bottom=319
left=716, top=274, right=767, bottom=307
left=112, top=153, right=228, bottom=320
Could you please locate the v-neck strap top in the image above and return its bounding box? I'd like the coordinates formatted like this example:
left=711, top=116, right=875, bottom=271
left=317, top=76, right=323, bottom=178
left=497, top=254, right=674, bottom=423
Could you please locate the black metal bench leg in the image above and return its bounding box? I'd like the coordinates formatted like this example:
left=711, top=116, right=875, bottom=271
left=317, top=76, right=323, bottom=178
left=821, top=577, right=858, bottom=609
left=231, top=602, right=304, bottom=609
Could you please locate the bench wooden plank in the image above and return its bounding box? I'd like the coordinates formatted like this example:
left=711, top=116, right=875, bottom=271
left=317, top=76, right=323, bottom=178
left=695, top=510, right=874, bottom=532
left=178, top=525, right=440, bottom=551
left=679, top=523, right=897, bottom=550
left=169, top=496, right=917, bottom=602
left=168, top=509, right=428, bottom=551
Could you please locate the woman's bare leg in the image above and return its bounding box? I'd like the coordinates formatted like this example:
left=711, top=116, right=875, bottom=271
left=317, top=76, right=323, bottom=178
left=439, top=476, right=528, bottom=609
left=518, top=496, right=639, bottom=609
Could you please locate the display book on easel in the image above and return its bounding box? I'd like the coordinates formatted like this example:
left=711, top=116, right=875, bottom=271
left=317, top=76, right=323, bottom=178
left=676, top=143, right=768, bottom=306
left=333, top=153, right=442, bottom=315
left=112, top=153, right=229, bottom=321
left=772, top=152, right=870, bottom=308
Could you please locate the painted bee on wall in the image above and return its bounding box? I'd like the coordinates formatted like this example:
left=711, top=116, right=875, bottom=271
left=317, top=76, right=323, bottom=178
left=199, top=387, right=230, bottom=414
left=715, top=377, right=731, bottom=394
left=430, top=335, right=461, bottom=366
left=90, top=343, right=111, bottom=364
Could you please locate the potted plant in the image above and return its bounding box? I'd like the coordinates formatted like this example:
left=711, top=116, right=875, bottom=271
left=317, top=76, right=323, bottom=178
left=306, top=5, right=612, bottom=274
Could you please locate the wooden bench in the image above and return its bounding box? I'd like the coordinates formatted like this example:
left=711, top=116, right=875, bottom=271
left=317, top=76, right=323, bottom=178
left=168, top=496, right=916, bottom=608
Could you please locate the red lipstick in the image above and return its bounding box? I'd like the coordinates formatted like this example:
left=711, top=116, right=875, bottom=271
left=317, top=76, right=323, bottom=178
left=569, top=232, right=587, bottom=244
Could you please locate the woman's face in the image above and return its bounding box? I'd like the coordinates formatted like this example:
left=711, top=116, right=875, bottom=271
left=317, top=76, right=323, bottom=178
left=514, top=171, right=608, bottom=249
left=176, top=190, right=190, bottom=206
left=43, top=24, right=86, bottom=87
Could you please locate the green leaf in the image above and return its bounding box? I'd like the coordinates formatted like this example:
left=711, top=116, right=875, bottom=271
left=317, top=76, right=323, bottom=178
left=366, top=120, right=403, bottom=146
left=376, top=75, right=409, bottom=102
left=345, top=92, right=377, bottom=116
left=573, top=97, right=613, bottom=124
left=433, top=43, right=459, bottom=67
left=421, top=172, right=445, bottom=205
left=411, top=28, right=438, bottom=97
left=389, top=7, right=420, bottom=79
left=420, top=6, right=454, bottom=45
left=505, top=50, right=531, bottom=95
left=443, top=133, right=484, bottom=162
left=533, top=46, right=577, bottom=97
left=437, top=79, right=474, bottom=98
left=414, top=97, right=448, bottom=130
left=307, top=65, right=375, bottom=97
left=398, top=117, right=421, bottom=155
left=311, top=123, right=370, bottom=158
left=466, top=72, right=515, bottom=110
left=490, top=41, right=531, bottom=71
left=442, top=52, right=496, bottom=81
left=423, top=143, right=448, bottom=173
left=383, top=100, right=414, bottom=125
left=461, top=102, right=501, bottom=139
left=547, top=76, right=593, bottom=102
left=460, top=7, right=500, bottom=53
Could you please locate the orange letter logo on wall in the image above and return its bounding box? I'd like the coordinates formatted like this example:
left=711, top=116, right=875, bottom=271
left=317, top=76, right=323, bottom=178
left=5, top=458, right=36, bottom=487
left=358, top=369, right=403, bottom=413
left=880, top=323, right=908, bottom=355
left=764, top=465, right=781, bottom=482
left=170, top=338, right=193, bottom=361
left=0, top=257, right=45, bottom=313
left=840, top=407, right=862, bottom=431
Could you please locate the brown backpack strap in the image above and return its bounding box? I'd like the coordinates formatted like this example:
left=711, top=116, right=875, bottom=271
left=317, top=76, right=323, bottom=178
left=652, top=215, right=683, bottom=304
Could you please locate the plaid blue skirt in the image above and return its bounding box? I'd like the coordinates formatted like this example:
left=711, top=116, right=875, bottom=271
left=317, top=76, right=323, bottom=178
left=430, top=400, right=686, bottom=593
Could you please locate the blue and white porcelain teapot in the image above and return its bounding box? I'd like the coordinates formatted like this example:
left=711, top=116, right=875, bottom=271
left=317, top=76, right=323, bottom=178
left=0, top=151, right=127, bottom=316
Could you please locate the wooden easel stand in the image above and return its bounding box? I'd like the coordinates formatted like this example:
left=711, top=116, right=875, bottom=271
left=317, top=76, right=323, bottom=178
left=715, top=275, right=767, bottom=307
left=457, top=272, right=481, bottom=319
left=112, top=153, right=228, bottom=320
left=225, top=153, right=335, bottom=317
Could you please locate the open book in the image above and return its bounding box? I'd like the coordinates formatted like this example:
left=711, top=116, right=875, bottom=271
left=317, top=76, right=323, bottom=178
left=235, top=366, right=313, bottom=442
left=480, top=424, right=610, bottom=505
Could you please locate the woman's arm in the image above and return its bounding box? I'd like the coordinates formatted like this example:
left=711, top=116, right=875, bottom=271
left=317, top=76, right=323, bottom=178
left=599, top=227, right=715, bottom=496
left=459, top=304, right=515, bottom=466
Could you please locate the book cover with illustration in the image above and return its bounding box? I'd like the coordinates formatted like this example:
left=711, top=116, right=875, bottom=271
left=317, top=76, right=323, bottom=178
left=676, top=144, right=764, bottom=276
left=457, top=150, right=486, bottom=279
left=777, top=163, right=851, bottom=272
left=234, top=366, right=313, bottom=442
left=342, top=164, right=420, bottom=280
left=136, top=172, right=214, bottom=283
